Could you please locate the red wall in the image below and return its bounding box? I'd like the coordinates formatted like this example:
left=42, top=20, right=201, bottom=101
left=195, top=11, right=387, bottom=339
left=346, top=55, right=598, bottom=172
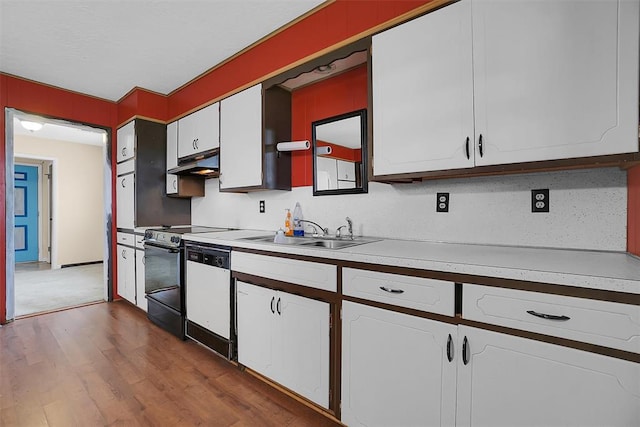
left=628, top=166, right=640, bottom=256
left=291, top=65, right=368, bottom=186
left=0, top=74, right=118, bottom=323
left=168, top=0, right=433, bottom=119
left=0, top=0, right=434, bottom=324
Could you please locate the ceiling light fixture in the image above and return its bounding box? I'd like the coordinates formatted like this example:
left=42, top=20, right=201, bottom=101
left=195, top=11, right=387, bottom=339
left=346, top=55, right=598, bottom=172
left=19, top=120, right=44, bottom=132
left=314, top=63, right=336, bottom=74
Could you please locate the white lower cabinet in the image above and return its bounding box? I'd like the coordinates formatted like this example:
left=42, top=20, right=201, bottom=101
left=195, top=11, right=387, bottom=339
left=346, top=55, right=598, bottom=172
left=456, top=326, right=640, bottom=427
left=341, top=301, right=457, bottom=427
left=117, top=244, right=135, bottom=305
left=236, top=281, right=330, bottom=408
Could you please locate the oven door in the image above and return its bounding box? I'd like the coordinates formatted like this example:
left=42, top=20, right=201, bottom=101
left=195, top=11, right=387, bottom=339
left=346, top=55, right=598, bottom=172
left=144, top=242, right=181, bottom=294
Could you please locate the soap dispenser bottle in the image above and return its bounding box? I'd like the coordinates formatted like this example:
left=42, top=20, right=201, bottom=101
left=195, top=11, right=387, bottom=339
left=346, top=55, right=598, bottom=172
left=284, top=209, right=293, bottom=236
left=293, top=202, right=304, bottom=237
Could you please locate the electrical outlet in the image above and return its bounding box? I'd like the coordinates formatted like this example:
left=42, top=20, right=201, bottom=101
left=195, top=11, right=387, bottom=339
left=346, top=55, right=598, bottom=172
left=436, top=192, right=449, bottom=213
left=531, top=189, right=549, bottom=213
left=259, top=200, right=265, bottom=213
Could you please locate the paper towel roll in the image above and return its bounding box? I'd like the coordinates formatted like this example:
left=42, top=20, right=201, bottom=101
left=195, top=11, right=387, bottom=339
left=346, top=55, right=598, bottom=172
left=276, top=140, right=310, bottom=151
left=316, top=146, right=332, bottom=155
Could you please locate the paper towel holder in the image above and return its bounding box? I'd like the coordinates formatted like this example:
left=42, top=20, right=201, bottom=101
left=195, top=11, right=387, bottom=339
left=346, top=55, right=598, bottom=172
left=276, top=140, right=310, bottom=151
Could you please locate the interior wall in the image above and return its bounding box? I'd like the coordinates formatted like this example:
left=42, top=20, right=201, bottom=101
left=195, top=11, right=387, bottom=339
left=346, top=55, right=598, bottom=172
left=291, top=64, right=368, bottom=187
left=193, top=167, right=627, bottom=252
left=15, top=135, right=104, bottom=266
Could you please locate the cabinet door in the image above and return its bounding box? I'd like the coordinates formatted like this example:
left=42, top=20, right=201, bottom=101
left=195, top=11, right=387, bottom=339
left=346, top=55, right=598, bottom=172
left=178, top=102, right=220, bottom=159
left=472, top=0, right=639, bottom=166
left=135, top=248, right=146, bottom=311
left=456, top=326, right=640, bottom=427
left=341, top=302, right=457, bottom=427
left=372, top=0, right=474, bottom=175
left=116, top=121, right=135, bottom=163
left=186, top=261, right=231, bottom=339
left=336, top=159, right=355, bottom=182
left=117, top=244, right=135, bottom=304
left=166, top=174, right=178, bottom=196
left=236, top=281, right=276, bottom=377
left=316, top=156, right=337, bottom=191
left=116, top=171, right=135, bottom=229
left=278, top=291, right=330, bottom=408
left=219, top=84, right=263, bottom=190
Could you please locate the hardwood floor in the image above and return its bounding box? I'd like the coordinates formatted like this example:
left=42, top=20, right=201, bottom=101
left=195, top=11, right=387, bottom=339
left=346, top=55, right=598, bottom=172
left=0, top=301, right=341, bottom=426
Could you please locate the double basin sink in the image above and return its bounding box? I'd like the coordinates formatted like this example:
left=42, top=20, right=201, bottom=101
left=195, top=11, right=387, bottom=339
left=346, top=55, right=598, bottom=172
left=241, top=234, right=379, bottom=250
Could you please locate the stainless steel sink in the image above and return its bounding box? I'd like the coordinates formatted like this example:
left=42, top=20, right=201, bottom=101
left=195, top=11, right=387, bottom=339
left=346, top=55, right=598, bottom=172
left=239, top=234, right=378, bottom=249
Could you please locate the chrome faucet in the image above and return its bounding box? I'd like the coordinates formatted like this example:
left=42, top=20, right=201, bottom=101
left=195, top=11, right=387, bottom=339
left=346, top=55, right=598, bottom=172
left=336, top=217, right=354, bottom=240
left=299, top=219, right=329, bottom=237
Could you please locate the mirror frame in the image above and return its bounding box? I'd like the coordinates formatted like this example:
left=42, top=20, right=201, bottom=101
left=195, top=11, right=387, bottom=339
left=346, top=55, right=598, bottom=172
left=312, top=108, right=368, bottom=196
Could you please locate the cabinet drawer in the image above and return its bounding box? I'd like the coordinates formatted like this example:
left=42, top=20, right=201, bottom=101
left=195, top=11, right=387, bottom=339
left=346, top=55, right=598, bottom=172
left=134, top=234, right=145, bottom=249
left=232, top=252, right=336, bottom=292
left=463, top=284, right=640, bottom=353
left=343, top=268, right=455, bottom=316
left=117, top=232, right=134, bottom=246
left=116, top=158, right=135, bottom=176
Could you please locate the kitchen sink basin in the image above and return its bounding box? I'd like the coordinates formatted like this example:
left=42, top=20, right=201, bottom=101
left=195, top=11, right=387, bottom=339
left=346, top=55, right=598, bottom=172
left=240, top=234, right=378, bottom=250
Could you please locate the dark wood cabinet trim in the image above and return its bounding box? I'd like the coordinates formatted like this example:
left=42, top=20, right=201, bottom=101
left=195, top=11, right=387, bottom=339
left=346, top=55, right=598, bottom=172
left=343, top=295, right=459, bottom=325
left=232, top=272, right=339, bottom=304
left=372, top=153, right=640, bottom=183
left=460, top=319, right=640, bottom=364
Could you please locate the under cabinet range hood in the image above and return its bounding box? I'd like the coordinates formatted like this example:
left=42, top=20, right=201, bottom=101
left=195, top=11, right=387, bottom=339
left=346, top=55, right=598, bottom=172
left=168, top=151, right=219, bottom=178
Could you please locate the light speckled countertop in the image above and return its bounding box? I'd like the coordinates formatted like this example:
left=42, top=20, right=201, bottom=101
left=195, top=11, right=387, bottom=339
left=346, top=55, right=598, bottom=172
left=184, top=229, right=640, bottom=295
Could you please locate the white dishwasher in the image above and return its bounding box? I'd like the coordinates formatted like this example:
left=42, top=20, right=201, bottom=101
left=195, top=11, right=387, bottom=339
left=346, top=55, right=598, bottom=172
left=184, top=243, right=234, bottom=359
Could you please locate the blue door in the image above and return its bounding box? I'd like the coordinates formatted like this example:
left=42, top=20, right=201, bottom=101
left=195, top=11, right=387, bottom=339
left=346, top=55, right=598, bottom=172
left=14, top=164, right=39, bottom=263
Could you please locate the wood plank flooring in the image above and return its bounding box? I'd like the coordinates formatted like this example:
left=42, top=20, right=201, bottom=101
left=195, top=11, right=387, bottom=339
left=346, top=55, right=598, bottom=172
left=0, top=301, right=341, bottom=426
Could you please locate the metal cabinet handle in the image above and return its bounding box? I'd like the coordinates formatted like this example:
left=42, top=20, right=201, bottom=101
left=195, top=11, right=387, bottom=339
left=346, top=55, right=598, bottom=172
left=270, top=296, right=275, bottom=314
left=172, top=179, right=177, bottom=190
left=193, top=138, right=199, bottom=150
left=465, top=137, right=470, bottom=160
left=478, top=134, right=484, bottom=157
left=121, top=249, right=126, bottom=259
left=462, top=336, right=469, bottom=365
left=141, top=256, right=145, bottom=265
left=527, top=310, right=570, bottom=321
left=122, top=147, right=127, bottom=156
left=276, top=297, right=282, bottom=315
left=447, top=334, right=454, bottom=362
left=121, top=178, right=126, bottom=188
left=380, top=286, right=404, bottom=294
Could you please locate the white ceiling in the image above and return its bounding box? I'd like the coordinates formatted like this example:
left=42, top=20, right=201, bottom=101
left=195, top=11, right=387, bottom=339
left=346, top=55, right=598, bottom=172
left=13, top=112, right=106, bottom=146
left=0, top=0, right=326, bottom=102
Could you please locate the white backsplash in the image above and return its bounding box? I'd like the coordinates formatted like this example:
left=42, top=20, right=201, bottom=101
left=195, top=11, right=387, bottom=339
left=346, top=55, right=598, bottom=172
left=192, top=167, right=627, bottom=252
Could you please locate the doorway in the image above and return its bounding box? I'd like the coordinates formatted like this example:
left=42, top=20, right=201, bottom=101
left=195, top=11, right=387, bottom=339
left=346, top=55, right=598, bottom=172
left=4, top=108, right=113, bottom=319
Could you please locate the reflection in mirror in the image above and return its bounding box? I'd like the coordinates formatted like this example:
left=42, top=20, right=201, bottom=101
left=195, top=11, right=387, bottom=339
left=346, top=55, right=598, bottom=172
left=312, top=109, right=367, bottom=196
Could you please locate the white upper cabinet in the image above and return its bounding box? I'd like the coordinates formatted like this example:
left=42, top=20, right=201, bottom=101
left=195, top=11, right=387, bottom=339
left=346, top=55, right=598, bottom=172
left=177, top=102, right=220, bottom=159
left=373, top=0, right=639, bottom=176
left=473, top=0, right=639, bottom=166
left=219, top=84, right=263, bottom=190
left=116, top=120, right=135, bottom=163
left=373, top=0, right=474, bottom=175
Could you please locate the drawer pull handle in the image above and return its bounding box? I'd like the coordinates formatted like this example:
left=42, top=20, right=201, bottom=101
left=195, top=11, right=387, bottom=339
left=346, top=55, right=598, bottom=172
left=380, top=286, right=404, bottom=294
left=446, top=334, right=454, bottom=362
left=527, top=310, right=570, bottom=321
left=276, top=297, right=282, bottom=315
left=270, top=296, right=275, bottom=314
left=465, top=137, right=470, bottom=160
left=462, top=336, right=469, bottom=365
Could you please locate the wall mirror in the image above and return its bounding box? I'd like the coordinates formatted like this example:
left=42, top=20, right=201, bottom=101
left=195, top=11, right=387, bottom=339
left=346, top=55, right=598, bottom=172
left=312, top=109, right=367, bottom=196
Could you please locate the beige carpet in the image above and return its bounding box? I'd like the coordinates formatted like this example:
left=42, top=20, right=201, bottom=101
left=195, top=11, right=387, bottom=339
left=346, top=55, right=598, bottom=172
left=14, top=263, right=105, bottom=317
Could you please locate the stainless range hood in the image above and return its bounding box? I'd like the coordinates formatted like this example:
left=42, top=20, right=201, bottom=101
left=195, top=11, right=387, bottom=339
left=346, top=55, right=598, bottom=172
left=168, top=151, right=219, bottom=178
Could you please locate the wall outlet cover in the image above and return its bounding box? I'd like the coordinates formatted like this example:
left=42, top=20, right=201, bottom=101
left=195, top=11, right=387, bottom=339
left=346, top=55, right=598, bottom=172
left=531, top=189, right=549, bottom=213
left=259, top=200, right=265, bottom=213
left=436, top=192, right=449, bottom=213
